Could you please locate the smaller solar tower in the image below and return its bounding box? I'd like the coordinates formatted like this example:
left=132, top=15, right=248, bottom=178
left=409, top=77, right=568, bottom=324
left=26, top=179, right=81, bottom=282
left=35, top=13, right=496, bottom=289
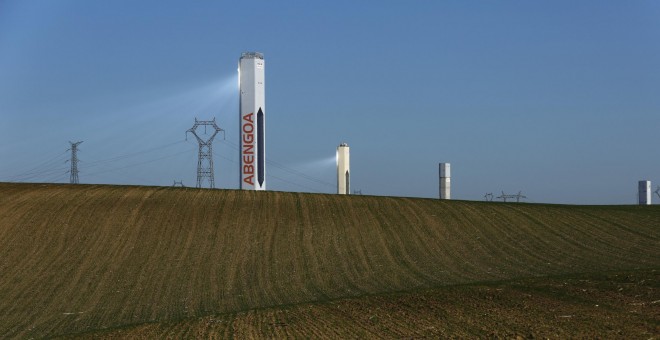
left=639, top=180, right=651, bottom=205
left=337, top=143, right=350, bottom=195
left=439, top=163, right=451, bottom=199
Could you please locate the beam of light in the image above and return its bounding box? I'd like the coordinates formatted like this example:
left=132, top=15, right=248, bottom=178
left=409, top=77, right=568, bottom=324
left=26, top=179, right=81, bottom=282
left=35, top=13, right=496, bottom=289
left=285, top=155, right=337, bottom=191
left=87, top=74, right=238, bottom=145
left=295, top=155, right=337, bottom=170
left=56, top=74, right=239, bottom=187
left=113, top=74, right=238, bottom=122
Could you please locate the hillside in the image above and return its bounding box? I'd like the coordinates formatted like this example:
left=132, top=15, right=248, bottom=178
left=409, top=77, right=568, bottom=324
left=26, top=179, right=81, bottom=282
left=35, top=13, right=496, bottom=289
left=0, top=182, right=658, bottom=338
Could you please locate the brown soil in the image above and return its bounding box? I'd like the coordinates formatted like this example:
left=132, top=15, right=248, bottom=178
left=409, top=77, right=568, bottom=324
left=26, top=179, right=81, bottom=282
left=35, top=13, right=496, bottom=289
left=63, top=270, right=660, bottom=339
left=0, top=182, right=658, bottom=338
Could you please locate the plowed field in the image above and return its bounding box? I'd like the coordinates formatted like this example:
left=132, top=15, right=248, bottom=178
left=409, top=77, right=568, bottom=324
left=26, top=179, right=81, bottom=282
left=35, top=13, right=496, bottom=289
left=0, top=183, right=658, bottom=338
left=63, top=270, right=660, bottom=339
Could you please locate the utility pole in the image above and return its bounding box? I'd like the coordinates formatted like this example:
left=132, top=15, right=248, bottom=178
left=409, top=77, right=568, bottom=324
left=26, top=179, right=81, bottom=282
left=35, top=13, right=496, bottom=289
left=186, top=118, right=224, bottom=189
left=67, top=141, right=83, bottom=184
left=172, top=180, right=185, bottom=188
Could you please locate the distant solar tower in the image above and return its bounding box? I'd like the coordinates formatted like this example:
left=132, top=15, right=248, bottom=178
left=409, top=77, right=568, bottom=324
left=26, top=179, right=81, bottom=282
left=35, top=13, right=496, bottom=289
left=239, top=52, right=266, bottom=190
left=638, top=180, right=651, bottom=205
left=439, top=163, right=450, bottom=199
left=337, top=143, right=350, bottom=195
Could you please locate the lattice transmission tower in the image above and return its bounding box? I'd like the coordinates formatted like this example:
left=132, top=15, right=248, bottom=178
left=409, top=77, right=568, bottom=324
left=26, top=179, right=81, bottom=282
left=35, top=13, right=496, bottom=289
left=67, top=141, right=83, bottom=184
left=497, top=191, right=526, bottom=203
left=186, top=118, right=224, bottom=188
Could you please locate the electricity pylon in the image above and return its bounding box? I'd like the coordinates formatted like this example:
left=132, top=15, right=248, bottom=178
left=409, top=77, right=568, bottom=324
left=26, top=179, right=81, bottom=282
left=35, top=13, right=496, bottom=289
left=514, top=191, right=527, bottom=202
left=67, top=141, right=83, bottom=184
left=186, top=118, right=224, bottom=188
left=497, top=191, right=526, bottom=203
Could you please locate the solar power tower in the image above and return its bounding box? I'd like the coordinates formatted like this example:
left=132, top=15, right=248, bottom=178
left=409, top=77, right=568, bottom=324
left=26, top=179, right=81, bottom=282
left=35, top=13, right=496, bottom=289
left=439, top=163, right=450, bottom=199
left=638, top=180, right=651, bottom=205
left=239, top=52, right=266, bottom=191
left=337, top=143, right=350, bottom=195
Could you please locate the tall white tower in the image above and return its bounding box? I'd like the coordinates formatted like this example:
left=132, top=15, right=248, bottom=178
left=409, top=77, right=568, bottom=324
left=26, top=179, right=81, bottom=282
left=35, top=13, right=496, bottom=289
left=239, top=52, right=266, bottom=190
left=337, top=143, right=350, bottom=195
left=638, top=180, right=651, bottom=205
left=439, top=163, right=450, bottom=199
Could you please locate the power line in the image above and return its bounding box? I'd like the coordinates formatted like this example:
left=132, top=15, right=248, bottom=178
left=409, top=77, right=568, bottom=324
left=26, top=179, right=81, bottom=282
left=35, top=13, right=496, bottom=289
left=4, top=140, right=189, bottom=183
left=6, top=133, right=334, bottom=192
left=3, top=153, right=68, bottom=182
left=81, top=140, right=186, bottom=169
left=44, top=172, right=69, bottom=184
left=266, top=158, right=335, bottom=189
left=220, top=139, right=335, bottom=189
left=8, top=166, right=69, bottom=182
left=267, top=173, right=324, bottom=193
left=211, top=150, right=326, bottom=193
left=5, top=151, right=68, bottom=180
left=496, top=191, right=526, bottom=203
left=83, top=148, right=195, bottom=178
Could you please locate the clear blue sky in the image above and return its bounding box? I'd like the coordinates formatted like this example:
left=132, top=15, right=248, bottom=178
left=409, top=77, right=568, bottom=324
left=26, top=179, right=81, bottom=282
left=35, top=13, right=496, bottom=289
left=1, top=1, right=659, bottom=204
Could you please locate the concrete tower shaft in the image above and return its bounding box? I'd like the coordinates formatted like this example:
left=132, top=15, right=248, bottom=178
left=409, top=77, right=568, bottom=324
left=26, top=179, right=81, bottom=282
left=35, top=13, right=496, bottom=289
left=337, top=143, right=350, bottom=195
left=639, top=180, right=651, bottom=205
left=239, top=52, right=266, bottom=190
left=439, top=163, right=451, bottom=199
